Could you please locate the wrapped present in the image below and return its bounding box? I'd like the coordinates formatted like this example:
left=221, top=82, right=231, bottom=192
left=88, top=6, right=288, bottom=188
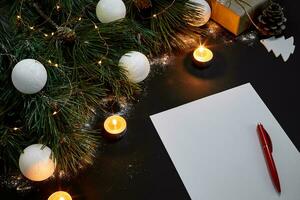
left=209, top=0, right=268, bottom=35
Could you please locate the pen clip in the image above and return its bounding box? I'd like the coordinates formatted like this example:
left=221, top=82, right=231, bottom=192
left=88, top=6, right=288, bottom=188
left=262, top=125, right=273, bottom=153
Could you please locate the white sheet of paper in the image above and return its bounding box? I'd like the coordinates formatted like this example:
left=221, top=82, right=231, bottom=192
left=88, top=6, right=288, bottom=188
left=150, top=83, right=300, bottom=200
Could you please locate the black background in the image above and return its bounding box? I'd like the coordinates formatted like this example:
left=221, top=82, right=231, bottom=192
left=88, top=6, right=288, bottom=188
left=1, top=0, right=299, bottom=199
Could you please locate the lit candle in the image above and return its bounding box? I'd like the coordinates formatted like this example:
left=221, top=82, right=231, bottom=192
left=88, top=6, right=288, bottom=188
left=192, top=45, right=214, bottom=67
left=48, top=191, right=72, bottom=200
left=104, top=115, right=127, bottom=140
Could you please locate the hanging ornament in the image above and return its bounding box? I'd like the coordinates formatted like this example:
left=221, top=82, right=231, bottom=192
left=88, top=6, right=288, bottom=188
left=118, top=51, right=150, bottom=83
left=96, top=0, right=126, bottom=23
left=187, top=0, right=211, bottom=27
left=19, top=144, right=56, bottom=181
left=11, top=59, right=47, bottom=94
left=257, top=2, right=287, bottom=36
left=134, top=0, right=152, bottom=10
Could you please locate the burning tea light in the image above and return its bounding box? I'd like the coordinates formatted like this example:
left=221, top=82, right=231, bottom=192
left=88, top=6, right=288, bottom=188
left=193, top=45, right=213, bottom=67
left=104, top=115, right=127, bottom=139
left=48, top=191, right=72, bottom=200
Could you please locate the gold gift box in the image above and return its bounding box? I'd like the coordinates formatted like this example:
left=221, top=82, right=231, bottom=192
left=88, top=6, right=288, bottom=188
left=209, top=0, right=268, bottom=35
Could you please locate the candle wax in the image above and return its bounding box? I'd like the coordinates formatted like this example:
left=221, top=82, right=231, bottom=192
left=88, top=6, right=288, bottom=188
left=193, top=46, right=213, bottom=63
left=48, top=191, right=72, bottom=200
left=104, top=115, right=127, bottom=135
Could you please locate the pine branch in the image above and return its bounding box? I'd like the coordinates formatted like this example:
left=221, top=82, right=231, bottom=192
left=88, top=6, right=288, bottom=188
left=0, top=0, right=146, bottom=175
left=126, top=0, right=205, bottom=53
left=33, top=2, right=59, bottom=29
left=0, top=0, right=205, bottom=176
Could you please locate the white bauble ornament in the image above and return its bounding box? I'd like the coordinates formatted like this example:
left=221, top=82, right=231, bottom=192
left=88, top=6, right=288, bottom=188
left=188, top=0, right=211, bottom=26
left=96, top=0, right=126, bottom=23
left=118, top=51, right=150, bottom=83
left=19, top=144, right=56, bottom=181
left=11, top=59, right=47, bottom=94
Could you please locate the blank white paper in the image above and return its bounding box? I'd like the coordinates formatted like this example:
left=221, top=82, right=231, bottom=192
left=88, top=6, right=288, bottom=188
left=150, top=83, right=300, bottom=200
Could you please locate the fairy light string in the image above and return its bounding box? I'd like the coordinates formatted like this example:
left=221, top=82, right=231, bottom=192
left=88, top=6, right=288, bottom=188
left=16, top=1, right=111, bottom=116
left=140, top=0, right=176, bottom=19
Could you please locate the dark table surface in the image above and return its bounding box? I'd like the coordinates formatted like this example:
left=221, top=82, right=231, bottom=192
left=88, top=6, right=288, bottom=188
left=1, top=0, right=299, bottom=199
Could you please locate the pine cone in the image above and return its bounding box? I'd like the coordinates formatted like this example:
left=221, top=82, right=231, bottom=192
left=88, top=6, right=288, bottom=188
left=258, top=2, right=287, bottom=36
left=134, top=0, right=152, bottom=10
left=56, top=27, right=76, bottom=42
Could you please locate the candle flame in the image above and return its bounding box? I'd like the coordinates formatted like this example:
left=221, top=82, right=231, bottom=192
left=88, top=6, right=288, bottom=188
left=112, top=118, right=118, bottom=130
left=199, top=45, right=205, bottom=53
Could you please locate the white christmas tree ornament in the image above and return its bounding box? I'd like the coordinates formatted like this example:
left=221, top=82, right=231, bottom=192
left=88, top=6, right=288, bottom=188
left=260, top=36, right=295, bottom=62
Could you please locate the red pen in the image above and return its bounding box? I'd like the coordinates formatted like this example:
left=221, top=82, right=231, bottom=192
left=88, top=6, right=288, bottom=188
left=257, top=123, right=281, bottom=193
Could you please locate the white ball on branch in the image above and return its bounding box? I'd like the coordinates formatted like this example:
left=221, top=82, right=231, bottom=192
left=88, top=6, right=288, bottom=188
left=118, top=51, right=150, bottom=83
left=96, top=0, right=126, bottom=23
left=11, top=59, right=47, bottom=94
left=188, top=0, right=211, bottom=27
left=19, top=144, right=56, bottom=181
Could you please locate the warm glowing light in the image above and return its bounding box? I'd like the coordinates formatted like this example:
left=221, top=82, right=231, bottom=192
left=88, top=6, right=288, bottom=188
left=29, top=26, right=34, bottom=30
left=153, top=14, right=157, bottom=18
left=48, top=191, right=72, bottom=200
left=48, top=60, right=52, bottom=64
left=94, top=25, right=98, bottom=29
left=51, top=32, right=55, bottom=36
left=56, top=5, right=61, bottom=10
left=78, top=17, right=82, bottom=21
left=53, top=111, right=58, bottom=115
left=13, top=127, right=19, bottom=131
left=112, top=119, right=117, bottom=125
left=199, top=46, right=205, bottom=53
left=17, top=15, right=21, bottom=19
left=112, top=119, right=118, bottom=129
left=54, top=64, right=59, bottom=67
left=98, top=60, right=102, bottom=65
left=44, top=33, right=49, bottom=37
left=193, top=45, right=213, bottom=63
left=104, top=115, right=127, bottom=135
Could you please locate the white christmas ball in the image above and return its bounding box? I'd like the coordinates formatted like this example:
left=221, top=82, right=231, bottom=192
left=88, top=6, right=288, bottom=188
left=118, top=51, right=150, bottom=83
left=11, top=59, right=47, bottom=94
left=188, top=0, right=211, bottom=26
left=19, top=144, right=56, bottom=181
left=96, top=0, right=126, bottom=23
